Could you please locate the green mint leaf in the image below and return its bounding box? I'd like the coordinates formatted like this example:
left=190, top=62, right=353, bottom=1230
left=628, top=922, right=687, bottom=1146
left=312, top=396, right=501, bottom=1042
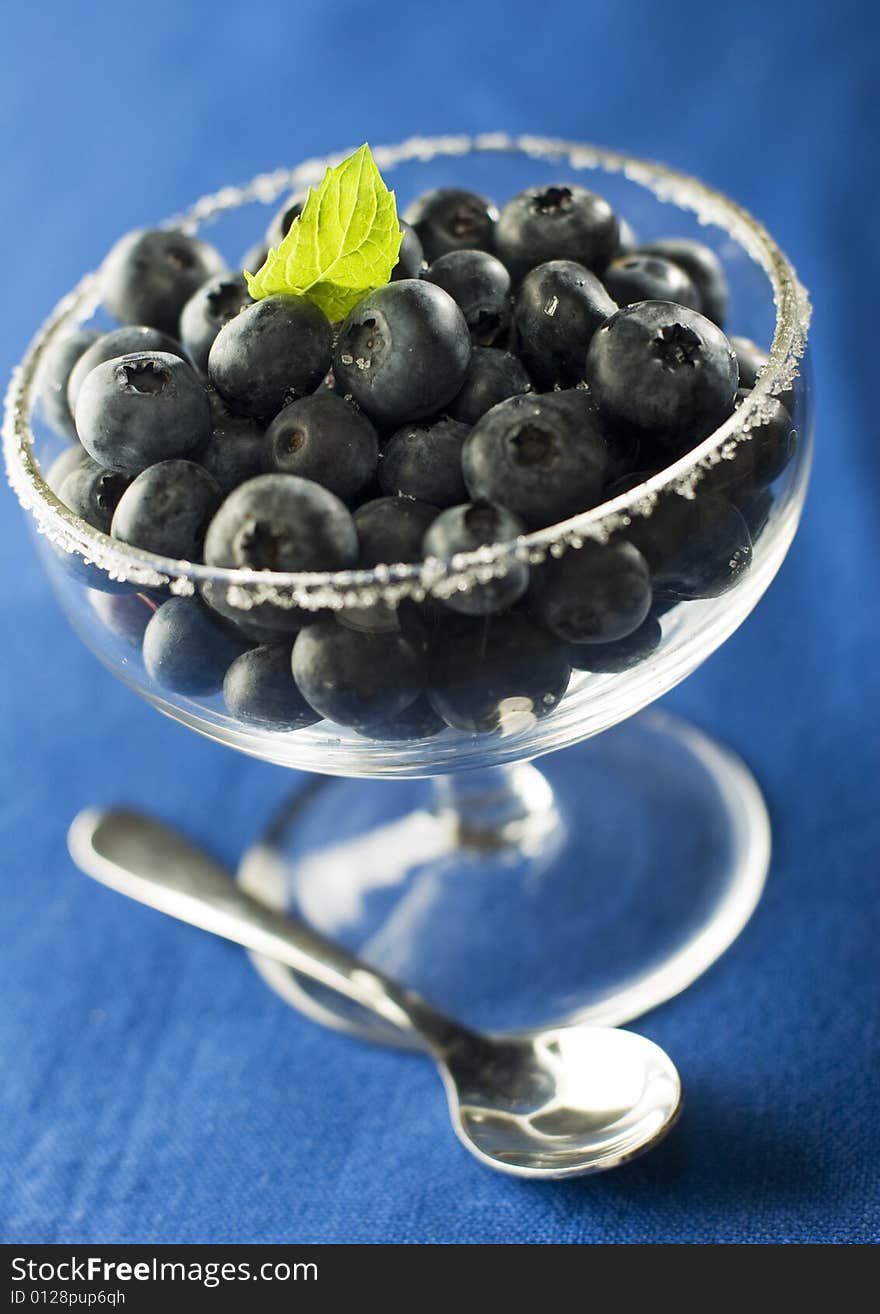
left=245, top=144, right=403, bottom=321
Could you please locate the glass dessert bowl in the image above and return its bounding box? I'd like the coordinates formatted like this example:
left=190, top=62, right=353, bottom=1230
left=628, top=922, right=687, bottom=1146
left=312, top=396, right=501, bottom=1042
left=4, top=135, right=812, bottom=1048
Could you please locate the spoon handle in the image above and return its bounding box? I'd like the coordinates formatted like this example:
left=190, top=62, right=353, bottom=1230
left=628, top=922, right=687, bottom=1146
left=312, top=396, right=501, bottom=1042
left=68, top=808, right=458, bottom=1047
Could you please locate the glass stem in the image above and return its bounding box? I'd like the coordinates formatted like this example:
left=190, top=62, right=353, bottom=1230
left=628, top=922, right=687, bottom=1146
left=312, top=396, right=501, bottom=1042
left=431, top=761, right=563, bottom=854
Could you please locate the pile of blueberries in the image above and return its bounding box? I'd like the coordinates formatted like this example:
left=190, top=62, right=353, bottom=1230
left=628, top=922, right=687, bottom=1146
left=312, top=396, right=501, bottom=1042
left=37, top=180, right=797, bottom=739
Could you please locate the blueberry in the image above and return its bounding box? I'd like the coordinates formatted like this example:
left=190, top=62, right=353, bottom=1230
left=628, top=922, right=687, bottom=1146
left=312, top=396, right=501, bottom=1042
left=462, top=391, right=608, bottom=527
left=700, top=389, right=796, bottom=501
left=736, top=390, right=797, bottom=486
left=334, top=280, right=471, bottom=427
left=424, top=249, right=511, bottom=346
left=617, top=488, right=704, bottom=570
left=202, top=473, right=355, bottom=634
left=513, top=260, right=616, bottom=386
left=101, top=229, right=227, bottom=335
left=390, top=220, right=425, bottom=280
left=292, top=619, right=426, bottom=729
left=428, top=614, right=571, bottom=734
left=379, top=416, right=470, bottom=507
left=58, top=458, right=131, bottom=532
left=637, top=239, right=728, bottom=326
left=346, top=499, right=439, bottom=637
left=404, top=188, right=498, bottom=261
left=179, top=273, right=252, bottom=373
left=617, top=483, right=737, bottom=578
left=494, top=184, right=619, bottom=282
left=223, top=643, right=320, bottom=729
left=36, top=328, right=101, bottom=439
left=209, top=294, right=332, bottom=420
left=265, top=195, right=304, bottom=247
left=75, top=352, right=212, bottom=475
left=354, top=496, right=439, bottom=565
left=266, top=394, right=379, bottom=504
left=111, top=459, right=222, bottom=559
left=447, top=347, right=532, bottom=425
left=142, top=596, right=247, bottom=695
left=423, top=501, right=528, bottom=615
left=204, top=473, right=358, bottom=572
left=45, top=442, right=90, bottom=496
left=567, top=612, right=662, bottom=672
left=41, top=462, right=142, bottom=592
left=532, top=541, right=652, bottom=644
left=196, top=414, right=267, bottom=495
left=603, top=253, right=701, bottom=311
left=585, top=302, right=738, bottom=454
left=355, top=695, right=445, bottom=741
left=650, top=496, right=752, bottom=601
left=67, top=327, right=186, bottom=413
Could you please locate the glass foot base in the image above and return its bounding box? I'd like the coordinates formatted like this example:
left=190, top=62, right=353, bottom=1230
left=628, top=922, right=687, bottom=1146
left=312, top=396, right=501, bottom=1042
left=239, top=709, right=770, bottom=1048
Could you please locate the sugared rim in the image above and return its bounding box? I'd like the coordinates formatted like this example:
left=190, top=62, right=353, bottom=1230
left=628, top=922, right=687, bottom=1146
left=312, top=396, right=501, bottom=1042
left=3, top=133, right=811, bottom=612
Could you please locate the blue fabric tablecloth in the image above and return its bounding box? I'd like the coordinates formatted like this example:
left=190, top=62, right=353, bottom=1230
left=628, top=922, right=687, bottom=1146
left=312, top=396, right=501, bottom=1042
left=1, top=0, right=877, bottom=1245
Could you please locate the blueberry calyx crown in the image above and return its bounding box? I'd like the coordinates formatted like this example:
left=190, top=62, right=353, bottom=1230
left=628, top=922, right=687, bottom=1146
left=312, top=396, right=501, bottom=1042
left=532, top=186, right=573, bottom=215
left=281, top=425, right=306, bottom=455
left=234, top=519, right=285, bottom=570
left=120, top=360, right=170, bottom=395
left=651, top=323, right=701, bottom=371
left=510, top=424, right=560, bottom=469
left=341, top=316, right=385, bottom=373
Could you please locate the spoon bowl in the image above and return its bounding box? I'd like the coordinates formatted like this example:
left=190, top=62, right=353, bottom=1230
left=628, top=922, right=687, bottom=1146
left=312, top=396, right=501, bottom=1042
left=443, top=1026, right=680, bottom=1177
left=68, top=806, right=681, bottom=1178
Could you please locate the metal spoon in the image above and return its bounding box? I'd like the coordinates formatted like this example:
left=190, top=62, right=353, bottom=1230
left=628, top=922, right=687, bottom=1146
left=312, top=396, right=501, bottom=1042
left=68, top=807, right=682, bottom=1179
